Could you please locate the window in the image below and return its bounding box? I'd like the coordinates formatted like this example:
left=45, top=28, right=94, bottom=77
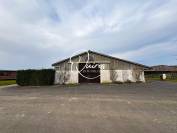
left=55, top=66, right=60, bottom=70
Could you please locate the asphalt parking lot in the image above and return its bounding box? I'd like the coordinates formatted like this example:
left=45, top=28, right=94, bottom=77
left=0, top=81, right=177, bottom=133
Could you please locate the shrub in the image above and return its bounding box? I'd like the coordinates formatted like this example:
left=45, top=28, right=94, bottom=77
left=16, top=69, right=55, bottom=86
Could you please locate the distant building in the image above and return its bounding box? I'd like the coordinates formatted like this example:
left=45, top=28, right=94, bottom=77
left=52, top=50, right=150, bottom=84
left=145, top=65, right=177, bottom=74
left=0, top=70, right=16, bottom=80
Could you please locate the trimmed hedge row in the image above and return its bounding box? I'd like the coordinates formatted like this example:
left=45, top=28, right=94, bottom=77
left=16, top=69, right=55, bottom=86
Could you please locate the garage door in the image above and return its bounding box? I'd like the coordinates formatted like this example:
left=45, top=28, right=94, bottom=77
left=79, top=63, right=100, bottom=83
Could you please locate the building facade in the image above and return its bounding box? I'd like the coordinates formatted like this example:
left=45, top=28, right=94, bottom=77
left=0, top=70, right=16, bottom=80
left=52, top=50, right=149, bottom=84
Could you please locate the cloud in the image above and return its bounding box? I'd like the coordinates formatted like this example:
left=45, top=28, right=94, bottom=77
left=0, top=0, right=177, bottom=69
left=112, top=39, right=177, bottom=65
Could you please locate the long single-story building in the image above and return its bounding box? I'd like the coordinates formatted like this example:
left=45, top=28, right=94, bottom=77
left=145, top=65, right=177, bottom=79
left=0, top=70, right=16, bottom=80
left=52, top=50, right=150, bottom=84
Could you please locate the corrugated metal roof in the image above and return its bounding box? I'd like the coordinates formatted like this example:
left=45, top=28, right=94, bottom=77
left=52, top=50, right=150, bottom=69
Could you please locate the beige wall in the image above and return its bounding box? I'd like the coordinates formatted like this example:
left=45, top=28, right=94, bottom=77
left=55, top=70, right=78, bottom=84
left=110, top=70, right=145, bottom=83
left=53, top=52, right=146, bottom=84
left=54, top=69, right=145, bottom=84
left=100, top=70, right=112, bottom=83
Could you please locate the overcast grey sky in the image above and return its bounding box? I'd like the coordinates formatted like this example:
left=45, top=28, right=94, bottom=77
left=0, top=0, right=177, bottom=70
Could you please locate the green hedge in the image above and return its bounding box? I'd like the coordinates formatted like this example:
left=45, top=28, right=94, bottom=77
left=16, top=69, right=55, bottom=86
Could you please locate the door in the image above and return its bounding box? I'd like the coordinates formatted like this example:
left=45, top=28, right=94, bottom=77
left=79, top=63, right=100, bottom=83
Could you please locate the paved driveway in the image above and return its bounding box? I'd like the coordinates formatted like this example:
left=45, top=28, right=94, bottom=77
left=0, top=81, right=177, bottom=133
